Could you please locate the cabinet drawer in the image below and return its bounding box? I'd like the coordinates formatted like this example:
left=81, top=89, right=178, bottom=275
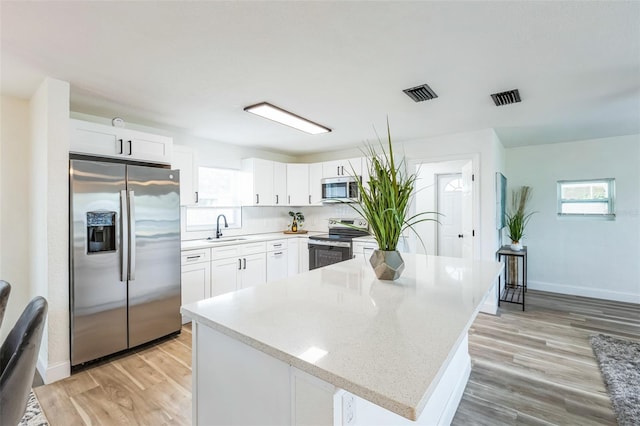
left=181, top=248, right=210, bottom=265
left=241, top=242, right=267, bottom=255
left=211, top=245, right=242, bottom=260
left=267, top=239, right=287, bottom=252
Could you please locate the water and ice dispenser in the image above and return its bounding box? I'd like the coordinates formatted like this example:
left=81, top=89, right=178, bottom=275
left=87, top=211, right=116, bottom=253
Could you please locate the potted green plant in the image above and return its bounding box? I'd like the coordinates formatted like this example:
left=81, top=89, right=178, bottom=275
left=505, top=186, right=534, bottom=251
left=288, top=211, right=304, bottom=232
left=348, top=121, right=438, bottom=280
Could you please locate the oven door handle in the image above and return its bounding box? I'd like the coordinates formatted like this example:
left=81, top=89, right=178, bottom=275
left=308, top=239, right=351, bottom=248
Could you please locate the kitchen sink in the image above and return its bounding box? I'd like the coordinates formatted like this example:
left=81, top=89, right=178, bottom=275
left=205, top=238, right=247, bottom=243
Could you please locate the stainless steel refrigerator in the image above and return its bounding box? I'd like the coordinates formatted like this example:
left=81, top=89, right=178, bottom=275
left=70, top=158, right=181, bottom=367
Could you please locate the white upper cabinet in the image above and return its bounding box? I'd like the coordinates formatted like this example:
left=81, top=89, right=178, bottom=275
left=308, top=163, right=324, bottom=205
left=286, top=163, right=309, bottom=206
left=322, top=157, right=362, bottom=178
left=172, top=145, right=198, bottom=205
left=242, top=158, right=275, bottom=206
left=273, top=162, right=287, bottom=206
left=69, top=119, right=172, bottom=165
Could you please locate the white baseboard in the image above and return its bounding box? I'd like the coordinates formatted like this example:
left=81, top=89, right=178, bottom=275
left=528, top=280, right=640, bottom=304
left=37, top=356, right=70, bottom=384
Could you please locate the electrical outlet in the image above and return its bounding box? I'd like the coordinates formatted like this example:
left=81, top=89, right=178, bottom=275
left=342, top=393, right=356, bottom=425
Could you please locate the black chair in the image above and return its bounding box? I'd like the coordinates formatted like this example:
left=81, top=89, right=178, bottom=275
left=0, top=296, right=48, bottom=426
left=0, top=281, right=9, bottom=330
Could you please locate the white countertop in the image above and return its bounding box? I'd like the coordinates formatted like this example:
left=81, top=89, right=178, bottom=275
left=182, top=254, right=502, bottom=420
left=181, top=231, right=321, bottom=251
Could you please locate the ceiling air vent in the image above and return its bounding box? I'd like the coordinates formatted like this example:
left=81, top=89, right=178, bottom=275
left=491, top=89, right=521, bottom=106
left=403, top=84, right=438, bottom=102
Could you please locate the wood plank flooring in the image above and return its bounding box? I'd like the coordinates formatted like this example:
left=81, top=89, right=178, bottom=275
left=452, top=291, right=640, bottom=426
left=34, top=291, right=640, bottom=425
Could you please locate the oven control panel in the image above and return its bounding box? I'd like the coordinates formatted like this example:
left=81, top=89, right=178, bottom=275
left=328, top=218, right=368, bottom=230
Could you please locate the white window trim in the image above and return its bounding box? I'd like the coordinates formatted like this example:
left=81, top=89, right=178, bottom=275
left=557, top=178, right=616, bottom=220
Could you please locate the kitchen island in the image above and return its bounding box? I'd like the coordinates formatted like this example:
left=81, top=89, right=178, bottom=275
left=182, top=254, right=502, bottom=425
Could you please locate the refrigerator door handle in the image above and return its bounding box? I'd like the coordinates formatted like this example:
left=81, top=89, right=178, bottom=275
left=128, top=190, right=136, bottom=281
left=120, top=190, right=129, bottom=282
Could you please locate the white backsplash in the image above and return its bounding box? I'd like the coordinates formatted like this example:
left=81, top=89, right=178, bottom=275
left=181, top=204, right=359, bottom=241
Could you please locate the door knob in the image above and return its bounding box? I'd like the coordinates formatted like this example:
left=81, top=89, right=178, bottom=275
left=458, top=234, right=464, bottom=238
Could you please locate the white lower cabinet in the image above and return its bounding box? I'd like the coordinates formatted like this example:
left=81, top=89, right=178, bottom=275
left=287, top=238, right=299, bottom=277
left=299, top=237, right=310, bottom=272
left=211, top=242, right=267, bottom=293
left=352, top=240, right=378, bottom=261
left=180, top=249, right=211, bottom=324
left=267, top=241, right=288, bottom=283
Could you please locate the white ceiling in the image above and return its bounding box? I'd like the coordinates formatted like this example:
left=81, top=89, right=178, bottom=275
left=2, top=1, right=639, bottom=155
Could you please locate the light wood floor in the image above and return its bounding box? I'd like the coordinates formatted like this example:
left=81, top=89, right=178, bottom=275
left=35, top=291, right=640, bottom=425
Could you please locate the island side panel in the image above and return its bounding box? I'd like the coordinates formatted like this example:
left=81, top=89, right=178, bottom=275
left=194, top=322, right=291, bottom=425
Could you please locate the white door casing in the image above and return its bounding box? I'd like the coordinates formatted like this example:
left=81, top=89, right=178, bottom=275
left=461, top=161, right=474, bottom=260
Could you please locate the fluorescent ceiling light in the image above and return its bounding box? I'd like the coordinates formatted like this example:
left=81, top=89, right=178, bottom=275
left=244, top=102, right=331, bottom=135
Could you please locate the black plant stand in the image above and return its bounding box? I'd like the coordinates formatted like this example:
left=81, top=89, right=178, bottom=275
left=497, top=245, right=527, bottom=311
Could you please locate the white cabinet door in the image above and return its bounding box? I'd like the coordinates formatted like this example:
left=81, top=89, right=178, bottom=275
left=240, top=253, right=266, bottom=289
left=181, top=248, right=211, bottom=324
left=287, top=163, right=309, bottom=206
left=353, top=240, right=378, bottom=261
left=242, top=158, right=275, bottom=206
left=267, top=250, right=288, bottom=283
left=273, top=162, right=287, bottom=206
left=299, top=237, right=309, bottom=272
left=211, top=257, right=240, bottom=297
left=308, top=163, right=323, bottom=205
left=69, top=119, right=172, bottom=165
left=70, top=119, right=122, bottom=159
left=126, top=128, right=172, bottom=164
left=322, top=158, right=362, bottom=178
left=182, top=262, right=211, bottom=304
left=287, top=239, right=300, bottom=276
left=172, top=145, right=198, bottom=205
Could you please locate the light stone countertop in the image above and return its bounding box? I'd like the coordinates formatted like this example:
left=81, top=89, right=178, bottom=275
left=180, top=231, right=323, bottom=251
left=181, top=254, right=503, bottom=420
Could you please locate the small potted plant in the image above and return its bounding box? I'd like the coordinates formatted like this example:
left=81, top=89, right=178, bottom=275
left=288, top=211, right=304, bottom=232
left=505, top=186, right=534, bottom=251
left=348, top=121, right=438, bottom=280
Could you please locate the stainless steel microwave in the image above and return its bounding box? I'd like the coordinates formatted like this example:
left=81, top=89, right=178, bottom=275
left=321, top=176, right=360, bottom=202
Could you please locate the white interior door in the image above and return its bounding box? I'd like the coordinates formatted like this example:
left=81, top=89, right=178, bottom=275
left=437, top=174, right=463, bottom=257
left=461, top=161, right=474, bottom=260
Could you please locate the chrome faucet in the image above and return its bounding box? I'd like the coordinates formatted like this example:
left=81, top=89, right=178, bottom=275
left=216, top=214, right=228, bottom=239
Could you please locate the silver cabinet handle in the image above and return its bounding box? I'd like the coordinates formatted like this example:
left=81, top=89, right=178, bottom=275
left=309, top=195, right=311, bottom=204
left=288, top=195, right=291, bottom=204
left=128, top=190, right=136, bottom=281
left=276, top=194, right=279, bottom=204
left=118, top=139, right=124, bottom=154
left=243, top=258, right=247, bottom=269
left=186, top=255, right=201, bottom=261
left=238, top=258, right=242, bottom=270
left=274, top=251, right=283, bottom=256
left=337, top=166, right=340, bottom=175
left=273, top=243, right=282, bottom=247
left=127, top=140, right=133, bottom=156
left=256, top=194, right=259, bottom=204
left=120, top=190, right=128, bottom=282
left=341, top=166, right=344, bottom=175
left=195, top=191, right=199, bottom=204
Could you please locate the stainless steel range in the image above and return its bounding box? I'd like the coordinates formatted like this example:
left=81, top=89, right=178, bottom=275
left=308, top=218, right=369, bottom=270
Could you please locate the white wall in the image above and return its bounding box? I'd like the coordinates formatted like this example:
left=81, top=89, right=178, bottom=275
left=30, top=78, right=71, bottom=382
left=506, top=134, right=640, bottom=303
left=0, top=96, right=31, bottom=342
